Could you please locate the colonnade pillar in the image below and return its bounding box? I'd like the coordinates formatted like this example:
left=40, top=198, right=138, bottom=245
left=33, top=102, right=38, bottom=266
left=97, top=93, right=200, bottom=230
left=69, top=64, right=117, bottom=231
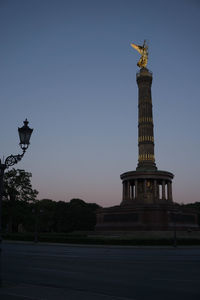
left=122, top=182, right=125, bottom=200
left=127, top=181, right=130, bottom=199
left=162, top=180, right=165, bottom=200
left=154, top=180, right=157, bottom=199
left=167, top=181, right=173, bottom=201
left=131, top=185, right=134, bottom=200
left=122, top=180, right=139, bottom=201
left=135, top=180, right=138, bottom=198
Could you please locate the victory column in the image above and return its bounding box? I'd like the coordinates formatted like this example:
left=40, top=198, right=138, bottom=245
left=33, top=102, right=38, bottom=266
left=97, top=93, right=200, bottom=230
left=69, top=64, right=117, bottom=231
left=95, top=41, right=198, bottom=231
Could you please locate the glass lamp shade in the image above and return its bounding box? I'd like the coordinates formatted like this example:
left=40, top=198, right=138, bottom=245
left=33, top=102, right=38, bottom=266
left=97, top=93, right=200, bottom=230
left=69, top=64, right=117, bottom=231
left=18, top=119, right=33, bottom=151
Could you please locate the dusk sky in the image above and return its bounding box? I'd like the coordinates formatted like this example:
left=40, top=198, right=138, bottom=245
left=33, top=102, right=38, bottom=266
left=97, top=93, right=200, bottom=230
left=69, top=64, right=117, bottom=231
left=0, top=0, right=200, bottom=207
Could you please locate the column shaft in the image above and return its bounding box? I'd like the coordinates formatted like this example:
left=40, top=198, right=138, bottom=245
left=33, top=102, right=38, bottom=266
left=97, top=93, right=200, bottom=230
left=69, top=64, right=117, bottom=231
left=137, top=69, right=157, bottom=170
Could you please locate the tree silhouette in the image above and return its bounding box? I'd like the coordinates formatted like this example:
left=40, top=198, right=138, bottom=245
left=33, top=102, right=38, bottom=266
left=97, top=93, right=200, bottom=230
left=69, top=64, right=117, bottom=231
left=3, top=168, right=38, bottom=232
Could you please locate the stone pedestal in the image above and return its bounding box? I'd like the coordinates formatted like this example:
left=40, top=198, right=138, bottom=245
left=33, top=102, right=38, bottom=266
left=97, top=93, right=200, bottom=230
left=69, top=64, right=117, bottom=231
left=95, top=204, right=198, bottom=231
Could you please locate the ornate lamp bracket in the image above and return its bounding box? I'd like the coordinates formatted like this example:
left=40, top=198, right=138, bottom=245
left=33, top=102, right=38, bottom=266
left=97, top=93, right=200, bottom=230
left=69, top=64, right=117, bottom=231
left=4, top=152, right=25, bottom=169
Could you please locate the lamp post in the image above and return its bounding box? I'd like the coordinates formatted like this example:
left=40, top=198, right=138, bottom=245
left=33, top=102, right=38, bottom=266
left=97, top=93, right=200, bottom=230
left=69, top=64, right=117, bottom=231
left=173, top=212, right=177, bottom=248
left=0, top=119, right=33, bottom=286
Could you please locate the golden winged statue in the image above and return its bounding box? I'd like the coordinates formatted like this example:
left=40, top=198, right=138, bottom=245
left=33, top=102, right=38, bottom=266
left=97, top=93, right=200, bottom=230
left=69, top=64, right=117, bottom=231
left=130, top=40, right=148, bottom=68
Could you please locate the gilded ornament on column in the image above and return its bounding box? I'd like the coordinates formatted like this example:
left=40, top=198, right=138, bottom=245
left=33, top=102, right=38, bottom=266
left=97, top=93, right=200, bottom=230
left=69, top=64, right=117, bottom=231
left=130, top=40, right=148, bottom=68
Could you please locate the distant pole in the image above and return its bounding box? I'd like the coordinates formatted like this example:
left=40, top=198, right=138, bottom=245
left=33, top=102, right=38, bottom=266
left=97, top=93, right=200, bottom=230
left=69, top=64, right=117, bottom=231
left=34, top=204, right=39, bottom=243
left=173, top=212, right=177, bottom=247
left=34, top=211, right=38, bottom=243
left=33, top=202, right=43, bottom=243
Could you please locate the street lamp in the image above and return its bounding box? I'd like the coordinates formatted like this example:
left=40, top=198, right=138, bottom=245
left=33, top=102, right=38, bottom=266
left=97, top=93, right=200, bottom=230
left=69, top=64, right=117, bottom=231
left=0, top=119, right=33, bottom=286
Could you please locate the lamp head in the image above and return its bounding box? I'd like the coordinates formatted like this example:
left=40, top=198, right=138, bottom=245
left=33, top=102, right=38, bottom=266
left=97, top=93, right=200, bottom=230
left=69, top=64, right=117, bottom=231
left=18, top=119, right=33, bottom=152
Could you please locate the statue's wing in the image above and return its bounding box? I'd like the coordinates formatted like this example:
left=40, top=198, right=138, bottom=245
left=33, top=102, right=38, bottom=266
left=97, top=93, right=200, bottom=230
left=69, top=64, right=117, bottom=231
left=130, top=43, right=143, bottom=55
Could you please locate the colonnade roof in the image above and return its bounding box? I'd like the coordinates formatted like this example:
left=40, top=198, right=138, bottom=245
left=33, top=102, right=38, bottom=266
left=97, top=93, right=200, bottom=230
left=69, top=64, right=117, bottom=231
left=120, top=170, right=174, bottom=181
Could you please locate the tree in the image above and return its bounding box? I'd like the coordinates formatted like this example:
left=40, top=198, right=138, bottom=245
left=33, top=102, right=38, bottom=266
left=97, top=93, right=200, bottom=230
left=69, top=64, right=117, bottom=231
left=3, top=168, right=38, bottom=232
left=66, top=198, right=101, bottom=231
left=3, top=169, right=38, bottom=203
left=37, top=198, right=101, bottom=233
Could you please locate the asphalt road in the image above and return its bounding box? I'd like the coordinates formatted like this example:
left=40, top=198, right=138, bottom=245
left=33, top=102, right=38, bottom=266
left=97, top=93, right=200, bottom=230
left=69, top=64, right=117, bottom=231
left=0, top=242, right=200, bottom=300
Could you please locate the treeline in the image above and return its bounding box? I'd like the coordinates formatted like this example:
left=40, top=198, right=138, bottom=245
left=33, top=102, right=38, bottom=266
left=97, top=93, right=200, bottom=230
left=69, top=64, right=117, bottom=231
left=2, top=168, right=100, bottom=233
left=2, top=198, right=101, bottom=233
